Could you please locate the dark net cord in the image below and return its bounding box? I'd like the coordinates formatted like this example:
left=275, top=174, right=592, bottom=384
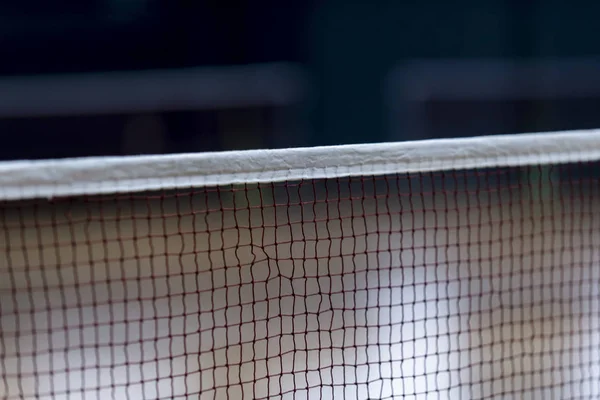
left=1, top=163, right=600, bottom=399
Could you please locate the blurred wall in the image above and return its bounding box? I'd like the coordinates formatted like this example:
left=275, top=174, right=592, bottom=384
left=2, top=1, right=600, bottom=159
left=308, top=0, right=600, bottom=145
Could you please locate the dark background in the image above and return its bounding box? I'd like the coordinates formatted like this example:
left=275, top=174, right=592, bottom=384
left=2, top=0, right=600, bottom=161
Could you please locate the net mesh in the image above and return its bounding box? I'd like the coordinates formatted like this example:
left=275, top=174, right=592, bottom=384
left=2, top=136, right=600, bottom=399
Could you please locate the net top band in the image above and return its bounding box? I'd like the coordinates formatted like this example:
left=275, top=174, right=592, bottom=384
left=1, top=129, right=599, bottom=201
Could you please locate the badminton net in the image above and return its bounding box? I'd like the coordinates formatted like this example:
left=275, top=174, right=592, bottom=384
left=2, top=130, right=600, bottom=399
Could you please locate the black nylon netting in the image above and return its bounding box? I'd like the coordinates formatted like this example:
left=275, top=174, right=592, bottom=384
left=1, top=163, right=600, bottom=399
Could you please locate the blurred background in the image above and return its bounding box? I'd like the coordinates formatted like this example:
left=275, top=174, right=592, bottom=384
left=2, top=0, right=600, bottom=161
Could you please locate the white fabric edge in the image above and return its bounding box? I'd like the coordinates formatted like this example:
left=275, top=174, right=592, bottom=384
left=1, top=129, right=599, bottom=201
